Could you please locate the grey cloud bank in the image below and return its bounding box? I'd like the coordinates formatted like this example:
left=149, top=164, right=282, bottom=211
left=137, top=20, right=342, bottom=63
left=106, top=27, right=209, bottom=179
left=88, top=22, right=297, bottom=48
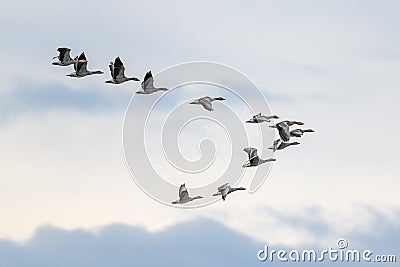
left=0, top=81, right=131, bottom=125
left=0, top=213, right=399, bottom=267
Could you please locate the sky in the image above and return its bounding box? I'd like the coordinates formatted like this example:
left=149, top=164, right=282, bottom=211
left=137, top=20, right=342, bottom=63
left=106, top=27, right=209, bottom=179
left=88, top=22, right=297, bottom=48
left=0, top=0, right=399, bottom=265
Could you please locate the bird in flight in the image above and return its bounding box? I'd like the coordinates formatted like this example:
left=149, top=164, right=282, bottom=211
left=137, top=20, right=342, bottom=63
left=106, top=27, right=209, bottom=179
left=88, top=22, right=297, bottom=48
left=105, top=57, right=140, bottom=84
left=136, top=71, right=168, bottom=94
left=270, top=120, right=304, bottom=142
left=246, top=113, right=279, bottom=123
left=242, top=147, right=276, bottom=167
left=171, top=183, right=203, bottom=204
left=212, top=183, right=246, bottom=201
left=52, top=47, right=86, bottom=66
left=189, top=96, right=226, bottom=112
left=67, top=52, right=103, bottom=78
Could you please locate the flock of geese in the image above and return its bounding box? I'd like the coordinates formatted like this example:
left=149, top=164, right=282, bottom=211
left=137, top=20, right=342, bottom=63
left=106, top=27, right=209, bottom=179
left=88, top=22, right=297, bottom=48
left=52, top=47, right=314, bottom=205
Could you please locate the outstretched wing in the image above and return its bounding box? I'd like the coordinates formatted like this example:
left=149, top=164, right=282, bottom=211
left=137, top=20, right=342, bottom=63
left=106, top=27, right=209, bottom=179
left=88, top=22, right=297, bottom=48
left=73, top=56, right=78, bottom=71
left=217, top=183, right=229, bottom=192
left=76, top=52, right=88, bottom=74
left=179, top=184, right=189, bottom=200
left=277, top=122, right=290, bottom=142
left=109, top=62, right=114, bottom=78
left=271, top=139, right=281, bottom=152
left=113, top=57, right=125, bottom=79
left=273, top=139, right=281, bottom=147
left=57, top=47, right=72, bottom=62
left=142, top=71, right=154, bottom=90
left=243, top=147, right=257, bottom=160
left=199, top=98, right=213, bottom=111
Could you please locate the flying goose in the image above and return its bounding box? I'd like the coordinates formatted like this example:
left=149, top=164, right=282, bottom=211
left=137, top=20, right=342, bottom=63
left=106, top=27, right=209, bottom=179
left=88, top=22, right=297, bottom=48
left=242, top=147, right=276, bottom=167
left=212, top=183, right=246, bottom=201
left=67, top=52, right=103, bottom=78
left=105, top=57, right=140, bottom=84
left=189, top=96, right=226, bottom=112
left=171, top=183, right=203, bottom=204
left=290, top=128, right=315, bottom=137
left=246, top=113, right=279, bottom=123
left=136, top=71, right=168, bottom=94
left=52, top=47, right=86, bottom=66
left=270, top=120, right=304, bottom=142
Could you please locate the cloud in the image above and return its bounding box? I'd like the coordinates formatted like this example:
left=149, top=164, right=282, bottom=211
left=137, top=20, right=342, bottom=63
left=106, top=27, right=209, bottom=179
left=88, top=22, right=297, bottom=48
left=0, top=219, right=261, bottom=267
left=0, top=213, right=399, bottom=267
left=0, top=80, right=131, bottom=125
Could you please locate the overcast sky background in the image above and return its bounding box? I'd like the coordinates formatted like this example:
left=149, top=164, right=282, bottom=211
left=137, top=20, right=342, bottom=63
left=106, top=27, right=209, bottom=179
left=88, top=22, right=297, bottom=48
left=0, top=0, right=399, bottom=265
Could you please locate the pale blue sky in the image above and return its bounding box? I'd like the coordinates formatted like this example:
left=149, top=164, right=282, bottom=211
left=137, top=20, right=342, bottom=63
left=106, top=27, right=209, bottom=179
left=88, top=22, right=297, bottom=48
left=0, top=0, right=399, bottom=265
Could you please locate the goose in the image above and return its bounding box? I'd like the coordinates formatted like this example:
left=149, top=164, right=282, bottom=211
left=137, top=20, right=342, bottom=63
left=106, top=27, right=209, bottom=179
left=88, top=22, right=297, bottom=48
left=270, top=120, right=305, bottom=142
left=136, top=71, right=168, bottom=94
left=171, top=183, right=203, bottom=204
left=105, top=57, right=140, bottom=84
left=242, top=147, right=276, bottom=167
left=290, top=128, right=315, bottom=137
left=67, top=52, right=103, bottom=78
left=246, top=113, right=279, bottom=123
left=212, top=183, right=246, bottom=201
left=52, top=47, right=86, bottom=66
left=268, top=139, right=282, bottom=152
left=275, top=141, right=300, bottom=151
left=189, top=96, right=226, bottom=112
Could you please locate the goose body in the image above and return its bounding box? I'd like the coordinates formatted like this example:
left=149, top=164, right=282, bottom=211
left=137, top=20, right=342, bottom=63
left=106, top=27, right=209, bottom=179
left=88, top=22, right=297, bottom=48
left=246, top=113, right=279, bottom=123
left=67, top=52, right=103, bottom=78
left=105, top=57, right=140, bottom=84
left=136, top=71, right=168, bottom=94
left=242, top=147, right=276, bottom=167
left=276, top=141, right=300, bottom=150
left=171, top=183, right=203, bottom=204
left=212, top=183, right=246, bottom=201
left=52, top=47, right=86, bottom=66
left=189, top=96, right=225, bottom=112
left=290, top=128, right=315, bottom=137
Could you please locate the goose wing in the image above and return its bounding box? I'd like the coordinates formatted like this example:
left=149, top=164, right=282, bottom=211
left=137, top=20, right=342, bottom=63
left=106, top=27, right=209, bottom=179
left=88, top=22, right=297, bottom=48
left=221, top=186, right=230, bottom=200
left=179, top=184, right=189, bottom=200
left=277, top=122, right=290, bottom=142
left=113, top=57, right=125, bottom=79
left=217, top=183, right=229, bottom=192
left=142, top=71, right=154, bottom=90
left=57, top=47, right=72, bottom=62
left=273, top=139, right=281, bottom=147
left=108, top=61, right=115, bottom=78
left=73, top=56, right=78, bottom=71
left=199, top=98, right=213, bottom=111
left=76, top=52, right=88, bottom=74
left=243, top=147, right=258, bottom=160
left=270, top=139, right=281, bottom=152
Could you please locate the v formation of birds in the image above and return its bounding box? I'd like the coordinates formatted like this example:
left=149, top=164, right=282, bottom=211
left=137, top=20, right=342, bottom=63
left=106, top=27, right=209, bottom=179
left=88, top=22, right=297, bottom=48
left=53, top=47, right=315, bottom=205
